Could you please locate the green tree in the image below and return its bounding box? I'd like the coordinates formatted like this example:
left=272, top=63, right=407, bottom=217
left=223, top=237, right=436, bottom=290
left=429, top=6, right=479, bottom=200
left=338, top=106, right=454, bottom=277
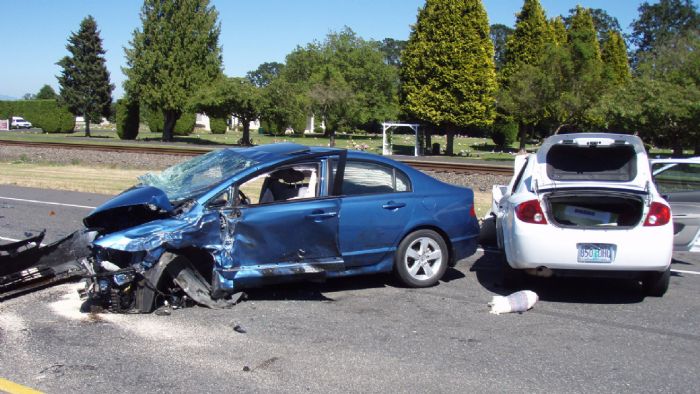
left=379, top=38, right=407, bottom=67
left=490, top=24, right=514, bottom=71
left=281, top=28, right=399, bottom=145
left=501, top=0, right=550, bottom=82
left=246, top=62, right=284, bottom=88
left=594, top=31, right=700, bottom=155
left=630, top=0, right=699, bottom=63
left=124, top=0, right=223, bottom=141
left=35, top=85, right=57, bottom=100
left=564, top=8, right=621, bottom=43
left=116, top=98, right=140, bottom=140
left=401, top=0, right=497, bottom=155
left=549, top=17, right=567, bottom=46
left=56, top=15, right=114, bottom=137
left=562, top=6, right=604, bottom=130
left=499, top=0, right=551, bottom=149
left=192, top=77, right=263, bottom=145
left=261, top=78, right=308, bottom=135
left=601, top=31, right=631, bottom=86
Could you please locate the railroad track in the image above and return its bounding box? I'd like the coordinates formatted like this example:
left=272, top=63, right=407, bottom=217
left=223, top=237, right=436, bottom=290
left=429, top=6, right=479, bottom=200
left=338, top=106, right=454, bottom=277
left=0, top=139, right=513, bottom=176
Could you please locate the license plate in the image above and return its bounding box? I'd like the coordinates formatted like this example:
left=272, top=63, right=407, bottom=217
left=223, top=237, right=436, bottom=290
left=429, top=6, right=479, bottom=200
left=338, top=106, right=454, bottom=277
left=577, top=243, right=616, bottom=263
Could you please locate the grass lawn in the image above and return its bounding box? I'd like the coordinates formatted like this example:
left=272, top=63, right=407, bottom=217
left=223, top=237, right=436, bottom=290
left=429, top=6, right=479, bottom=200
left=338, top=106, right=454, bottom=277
left=0, top=126, right=528, bottom=161
left=1, top=125, right=689, bottom=158
left=0, top=162, right=145, bottom=195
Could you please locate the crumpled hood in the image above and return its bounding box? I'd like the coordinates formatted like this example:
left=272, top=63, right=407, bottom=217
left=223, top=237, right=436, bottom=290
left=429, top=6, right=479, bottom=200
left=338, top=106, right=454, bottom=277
left=83, top=185, right=174, bottom=232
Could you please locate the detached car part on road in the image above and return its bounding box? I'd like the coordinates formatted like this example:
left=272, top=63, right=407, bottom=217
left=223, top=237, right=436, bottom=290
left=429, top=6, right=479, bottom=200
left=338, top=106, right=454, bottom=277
left=489, top=133, right=673, bottom=296
left=1, top=143, right=480, bottom=312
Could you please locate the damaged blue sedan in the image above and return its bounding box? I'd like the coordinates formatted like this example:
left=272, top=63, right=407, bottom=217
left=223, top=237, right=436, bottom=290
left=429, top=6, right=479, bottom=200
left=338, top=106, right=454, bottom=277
left=1, top=143, right=479, bottom=312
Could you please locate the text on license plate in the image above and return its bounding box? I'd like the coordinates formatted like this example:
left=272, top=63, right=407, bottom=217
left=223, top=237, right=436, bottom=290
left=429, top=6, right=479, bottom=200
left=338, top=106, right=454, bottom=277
left=577, top=243, right=616, bottom=263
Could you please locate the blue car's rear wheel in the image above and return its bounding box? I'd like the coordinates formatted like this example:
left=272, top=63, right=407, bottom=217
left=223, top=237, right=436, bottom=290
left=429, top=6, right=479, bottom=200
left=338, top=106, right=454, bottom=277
left=394, top=229, right=448, bottom=287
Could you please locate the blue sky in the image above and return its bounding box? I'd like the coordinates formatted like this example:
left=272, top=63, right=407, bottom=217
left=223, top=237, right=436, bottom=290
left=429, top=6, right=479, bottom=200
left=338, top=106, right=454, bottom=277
left=0, top=0, right=658, bottom=99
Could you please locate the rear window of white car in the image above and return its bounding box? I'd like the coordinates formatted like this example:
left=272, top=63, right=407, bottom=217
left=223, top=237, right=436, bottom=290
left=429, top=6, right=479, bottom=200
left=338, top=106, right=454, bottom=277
left=546, top=145, right=637, bottom=182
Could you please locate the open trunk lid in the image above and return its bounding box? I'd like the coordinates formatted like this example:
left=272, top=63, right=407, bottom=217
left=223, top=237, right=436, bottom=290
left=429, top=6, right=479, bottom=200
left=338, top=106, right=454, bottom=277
left=535, top=133, right=650, bottom=193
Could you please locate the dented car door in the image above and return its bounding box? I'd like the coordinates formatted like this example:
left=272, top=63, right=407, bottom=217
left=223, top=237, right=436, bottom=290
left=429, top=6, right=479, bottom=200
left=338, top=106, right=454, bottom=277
left=213, top=156, right=345, bottom=288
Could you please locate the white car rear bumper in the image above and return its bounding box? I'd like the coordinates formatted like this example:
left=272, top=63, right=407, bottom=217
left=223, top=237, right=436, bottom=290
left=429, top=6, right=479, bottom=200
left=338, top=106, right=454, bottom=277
left=504, top=221, right=672, bottom=272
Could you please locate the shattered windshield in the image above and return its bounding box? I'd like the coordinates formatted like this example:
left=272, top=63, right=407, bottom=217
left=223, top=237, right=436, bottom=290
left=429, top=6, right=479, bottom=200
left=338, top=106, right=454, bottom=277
left=139, top=149, right=260, bottom=202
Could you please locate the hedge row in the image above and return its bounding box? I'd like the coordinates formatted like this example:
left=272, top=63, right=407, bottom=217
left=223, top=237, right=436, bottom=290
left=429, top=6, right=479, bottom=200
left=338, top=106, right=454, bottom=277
left=116, top=99, right=140, bottom=140
left=144, top=110, right=195, bottom=136
left=210, top=117, right=227, bottom=134
left=0, top=100, right=75, bottom=133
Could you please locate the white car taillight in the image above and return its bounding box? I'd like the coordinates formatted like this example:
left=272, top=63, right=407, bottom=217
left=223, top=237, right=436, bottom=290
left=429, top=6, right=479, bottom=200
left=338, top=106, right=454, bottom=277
left=515, top=199, right=547, bottom=224
left=644, top=202, right=671, bottom=226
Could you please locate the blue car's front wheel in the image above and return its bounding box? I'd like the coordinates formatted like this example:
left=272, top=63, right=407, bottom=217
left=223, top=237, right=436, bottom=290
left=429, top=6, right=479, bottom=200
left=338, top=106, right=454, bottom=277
left=394, top=229, right=448, bottom=287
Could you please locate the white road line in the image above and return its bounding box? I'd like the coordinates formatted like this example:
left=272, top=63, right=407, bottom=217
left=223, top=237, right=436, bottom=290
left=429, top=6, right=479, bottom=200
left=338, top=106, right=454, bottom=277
left=0, top=196, right=96, bottom=210
left=672, top=269, right=700, bottom=275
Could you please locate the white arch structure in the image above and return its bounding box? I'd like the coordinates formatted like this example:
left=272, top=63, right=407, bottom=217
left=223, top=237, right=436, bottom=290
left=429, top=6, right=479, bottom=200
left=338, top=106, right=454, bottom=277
left=381, top=122, right=421, bottom=156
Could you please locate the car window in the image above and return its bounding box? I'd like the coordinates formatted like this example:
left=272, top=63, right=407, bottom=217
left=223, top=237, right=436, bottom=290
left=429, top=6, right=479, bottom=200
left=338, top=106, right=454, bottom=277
left=337, top=160, right=411, bottom=196
left=652, top=163, right=700, bottom=194
left=238, top=162, right=320, bottom=205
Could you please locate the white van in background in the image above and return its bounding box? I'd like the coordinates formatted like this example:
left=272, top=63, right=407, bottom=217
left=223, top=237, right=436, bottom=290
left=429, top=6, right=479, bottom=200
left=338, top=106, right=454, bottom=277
left=11, top=116, right=32, bottom=129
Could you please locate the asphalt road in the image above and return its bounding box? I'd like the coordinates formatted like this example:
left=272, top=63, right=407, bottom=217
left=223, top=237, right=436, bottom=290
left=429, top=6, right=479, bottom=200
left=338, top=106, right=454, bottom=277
left=0, top=185, right=699, bottom=393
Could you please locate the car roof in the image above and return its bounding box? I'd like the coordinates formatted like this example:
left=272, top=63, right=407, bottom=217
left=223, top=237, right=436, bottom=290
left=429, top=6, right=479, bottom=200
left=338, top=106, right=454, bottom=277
left=226, top=143, right=341, bottom=162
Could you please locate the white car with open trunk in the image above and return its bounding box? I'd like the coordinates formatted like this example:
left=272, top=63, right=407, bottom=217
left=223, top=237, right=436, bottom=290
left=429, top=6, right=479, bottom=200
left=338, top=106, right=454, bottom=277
left=490, top=133, right=673, bottom=296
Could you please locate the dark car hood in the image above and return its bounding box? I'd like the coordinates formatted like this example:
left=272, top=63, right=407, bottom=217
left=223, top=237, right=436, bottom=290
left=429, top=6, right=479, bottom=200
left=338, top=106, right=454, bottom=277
left=83, top=186, right=174, bottom=232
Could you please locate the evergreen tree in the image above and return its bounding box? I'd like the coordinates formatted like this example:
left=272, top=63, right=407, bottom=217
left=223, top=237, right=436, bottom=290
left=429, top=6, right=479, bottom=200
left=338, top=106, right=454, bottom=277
left=124, top=0, right=223, bottom=141
left=500, top=0, right=551, bottom=150
left=564, top=8, right=621, bottom=43
left=56, top=15, right=114, bottom=137
left=400, top=0, right=496, bottom=155
left=549, top=17, right=567, bottom=46
left=568, top=6, right=603, bottom=77
left=558, top=6, right=604, bottom=130
left=601, top=31, right=631, bottom=86
left=35, top=85, right=57, bottom=100
left=490, top=24, right=514, bottom=71
left=501, top=0, right=550, bottom=82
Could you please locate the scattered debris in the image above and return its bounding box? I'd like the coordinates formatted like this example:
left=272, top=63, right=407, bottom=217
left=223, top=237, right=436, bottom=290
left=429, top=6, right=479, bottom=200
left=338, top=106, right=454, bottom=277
left=488, top=290, right=538, bottom=315
left=232, top=323, right=247, bottom=334
left=242, top=366, right=251, bottom=372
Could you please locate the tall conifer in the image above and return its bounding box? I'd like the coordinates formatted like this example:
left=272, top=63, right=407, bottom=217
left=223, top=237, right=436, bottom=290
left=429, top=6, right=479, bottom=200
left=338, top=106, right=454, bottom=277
left=56, top=16, right=114, bottom=137
left=601, top=31, right=631, bottom=86
left=501, top=0, right=550, bottom=82
left=400, top=0, right=496, bottom=155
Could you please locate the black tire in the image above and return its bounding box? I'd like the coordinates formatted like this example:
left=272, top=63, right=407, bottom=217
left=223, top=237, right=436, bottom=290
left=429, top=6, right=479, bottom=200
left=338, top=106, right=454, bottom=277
left=642, top=268, right=670, bottom=297
left=394, top=229, right=448, bottom=287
